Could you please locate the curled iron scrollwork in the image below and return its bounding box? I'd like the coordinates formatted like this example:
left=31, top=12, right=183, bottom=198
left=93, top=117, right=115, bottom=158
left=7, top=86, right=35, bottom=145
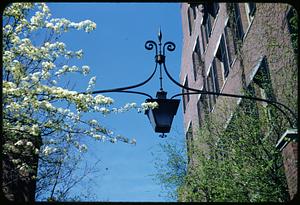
left=163, top=41, right=176, bottom=55
left=145, top=40, right=158, bottom=55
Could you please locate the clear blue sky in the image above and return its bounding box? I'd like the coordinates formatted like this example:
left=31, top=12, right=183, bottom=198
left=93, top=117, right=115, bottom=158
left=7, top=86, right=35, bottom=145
left=47, top=3, right=184, bottom=202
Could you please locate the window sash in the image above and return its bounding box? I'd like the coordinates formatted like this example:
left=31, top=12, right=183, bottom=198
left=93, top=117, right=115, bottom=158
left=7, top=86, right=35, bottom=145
left=207, top=63, right=219, bottom=111
left=233, top=3, right=244, bottom=40
left=248, top=2, right=256, bottom=17
left=220, top=35, right=230, bottom=77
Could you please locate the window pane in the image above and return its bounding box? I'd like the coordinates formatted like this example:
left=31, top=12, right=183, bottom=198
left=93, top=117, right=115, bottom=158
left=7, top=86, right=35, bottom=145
left=220, top=36, right=230, bottom=77
left=234, top=3, right=244, bottom=40
left=248, top=2, right=256, bottom=16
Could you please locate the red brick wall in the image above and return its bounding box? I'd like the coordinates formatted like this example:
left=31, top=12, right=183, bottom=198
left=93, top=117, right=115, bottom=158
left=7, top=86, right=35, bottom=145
left=282, top=141, right=298, bottom=199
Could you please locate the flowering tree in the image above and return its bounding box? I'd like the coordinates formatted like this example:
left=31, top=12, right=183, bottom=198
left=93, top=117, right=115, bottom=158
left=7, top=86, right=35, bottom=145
left=2, top=3, right=157, bottom=201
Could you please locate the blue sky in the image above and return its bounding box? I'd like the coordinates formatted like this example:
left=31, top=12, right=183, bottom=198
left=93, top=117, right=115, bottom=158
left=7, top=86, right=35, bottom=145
left=47, top=3, right=184, bottom=202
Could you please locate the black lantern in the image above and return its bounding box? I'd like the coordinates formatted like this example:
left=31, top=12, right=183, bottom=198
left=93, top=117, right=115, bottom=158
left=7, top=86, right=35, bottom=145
left=145, top=91, right=180, bottom=134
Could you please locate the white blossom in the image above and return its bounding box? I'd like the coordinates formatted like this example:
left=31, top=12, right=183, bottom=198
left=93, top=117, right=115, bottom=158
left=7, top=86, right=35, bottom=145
left=110, top=138, right=117, bottom=143
left=26, top=141, right=33, bottom=147
left=130, top=138, right=137, bottom=145
left=86, top=76, right=96, bottom=92
left=79, top=144, right=88, bottom=152
left=141, top=101, right=159, bottom=110
left=42, top=146, right=57, bottom=156
left=42, top=61, right=55, bottom=70
left=75, top=49, right=83, bottom=59
left=34, top=148, right=39, bottom=155
left=92, top=134, right=106, bottom=141
left=30, top=124, right=40, bottom=136
left=12, top=159, right=21, bottom=164
left=14, top=140, right=25, bottom=146
left=89, top=119, right=98, bottom=125
left=94, top=94, right=114, bottom=105
left=82, top=65, right=90, bottom=75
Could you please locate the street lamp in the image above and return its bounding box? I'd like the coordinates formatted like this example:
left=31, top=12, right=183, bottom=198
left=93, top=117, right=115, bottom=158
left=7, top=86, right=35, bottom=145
left=86, top=29, right=298, bottom=137
left=145, top=91, right=180, bottom=136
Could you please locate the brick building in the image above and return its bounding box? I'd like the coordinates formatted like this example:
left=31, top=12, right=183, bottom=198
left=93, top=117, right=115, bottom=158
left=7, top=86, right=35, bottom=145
left=180, top=3, right=297, bottom=200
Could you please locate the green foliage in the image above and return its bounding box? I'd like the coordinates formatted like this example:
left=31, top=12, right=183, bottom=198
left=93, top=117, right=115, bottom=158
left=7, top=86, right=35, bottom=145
left=288, top=7, right=298, bottom=54
left=151, top=139, right=187, bottom=200
left=178, top=100, right=290, bottom=202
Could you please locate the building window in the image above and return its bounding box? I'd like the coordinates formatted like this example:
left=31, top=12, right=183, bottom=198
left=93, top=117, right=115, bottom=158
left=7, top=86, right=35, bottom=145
left=192, top=38, right=203, bottom=81
left=233, top=3, right=244, bottom=41
left=245, top=3, right=256, bottom=25
left=182, top=76, right=190, bottom=113
left=204, top=13, right=212, bottom=38
left=186, top=122, right=194, bottom=164
left=224, top=21, right=236, bottom=65
left=252, top=58, right=274, bottom=104
left=248, top=58, right=275, bottom=127
left=187, top=8, right=193, bottom=36
left=187, top=4, right=198, bottom=36
left=200, top=23, right=209, bottom=52
left=197, top=94, right=207, bottom=128
left=247, top=2, right=256, bottom=17
left=200, top=3, right=220, bottom=52
left=216, top=35, right=231, bottom=78
left=206, top=61, right=220, bottom=111
left=207, top=2, right=219, bottom=18
left=190, top=3, right=198, bottom=19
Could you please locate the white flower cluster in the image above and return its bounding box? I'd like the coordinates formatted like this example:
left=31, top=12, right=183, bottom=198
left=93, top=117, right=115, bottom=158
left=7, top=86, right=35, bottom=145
left=45, top=18, right=96, bottom=34
left=3, top=3, right=34, bottom=19
left=82, top=65, right=90, bottom=75
left=14, top=140, right=34, bottom=147
left=75, top=49, right=83, bottom=59
left=94, top=94, right=114, bottom=105
left=3, top=2, right=140, bottom=161
left=55, top=65, right=90, bottom=77
left=130, top=138, right=137, bottom=145
left=3, top=139, right=39, bottom=157
left=30, top=124, right=40, bottom=136
left=79, top=144, right=88, bottom=152
left=42, top=146, right=57, bottom=156
left=140, top=101, right=159, bottom=111
left=86, top=76, right=96, bottom=92
left=111, top=102, right=137, bottom=113
left=92, top=134, right=106, bottom=141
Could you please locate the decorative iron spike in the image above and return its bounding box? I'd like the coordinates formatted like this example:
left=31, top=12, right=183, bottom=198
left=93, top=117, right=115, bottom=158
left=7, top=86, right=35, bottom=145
left=158, top=27, right=162, bottom=42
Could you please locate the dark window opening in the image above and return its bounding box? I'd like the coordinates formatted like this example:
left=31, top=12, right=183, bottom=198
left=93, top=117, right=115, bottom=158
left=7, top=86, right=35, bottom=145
left=187, top=4, right=199, bottom=36
left=233, top=3, right=244, bottom=41
left=203, top=2, right=219, bottom=18
left=190, top=3, right=197, bottom=19
left=224, top=22, right=235, bottom=64
left=216, top=35, right=230, bottom=78
left=182, top=77, right=190, bottom=113
left=200, top=3, right=220, bottom=51
left=187, top=8, right=193, bottom=36
left=186, top=122, right=194, bottom=164
left=192, top=38, right=203, bottom=81
left=207, top=62, right=219, bottom=111
left=201, top=24, right=209, bottom=51
left=247, top=2, right=256, bottom=17
left=203, top=13, right=212, bottom=38
left=197, top=94, right=207, bottom=128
